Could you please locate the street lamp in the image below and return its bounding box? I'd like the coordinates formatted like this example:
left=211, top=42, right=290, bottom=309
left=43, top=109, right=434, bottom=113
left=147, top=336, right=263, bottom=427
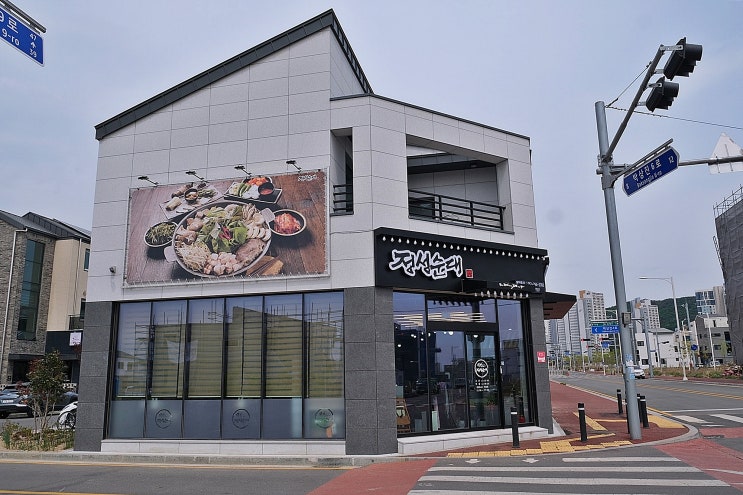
left=639, top=276, right=688, bottom=381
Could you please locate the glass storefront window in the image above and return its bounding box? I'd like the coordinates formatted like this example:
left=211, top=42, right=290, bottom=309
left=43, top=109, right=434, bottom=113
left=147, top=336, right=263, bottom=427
left=427, top=297, right=496, bottom=324
left=498, top=300, right=530, bottom=424
left=150, top=300, right=187, bottom=399
left=225, top=297, right=263, bottom=398
left=431, top=330, right=467, bottom=431
left=304, top=292, right=345, bottom=439
left=183, top=298, right=224, bottom=439
left=394, top=293, right=428, bottom=434
left=187, top=298, right=224, bottom=398
left=109, top=302, right=150, bottom=439
left=112, top=302, right=151, bottom=398
left=110, top=292, right=344, bottom=441
left=305, top=292, right=344, bottom=398
left=264, top=294, right=303, bottom=397
left=394, top=292, right=532, bottom=436
left=466, top=334, right=499, bottom=428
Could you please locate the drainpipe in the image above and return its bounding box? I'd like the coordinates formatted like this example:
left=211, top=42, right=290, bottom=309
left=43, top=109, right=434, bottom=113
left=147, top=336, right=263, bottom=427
left=73, top=239, right=81, bottom=324
left=1, top=229, right=27, bottom=383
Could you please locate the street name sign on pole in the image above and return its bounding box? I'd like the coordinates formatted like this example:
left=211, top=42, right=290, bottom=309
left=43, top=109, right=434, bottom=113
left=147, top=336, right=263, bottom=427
left=623, top=146, right=679, bottom=196
left=591, top=321, right=620, bottom=334
left=0, top=4, right=43, bottom=65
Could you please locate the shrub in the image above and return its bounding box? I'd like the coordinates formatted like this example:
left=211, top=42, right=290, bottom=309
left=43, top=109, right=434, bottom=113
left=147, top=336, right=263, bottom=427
left=1, top=422, right=73, bottom=451
left=28, top=350, right=67, bottom=434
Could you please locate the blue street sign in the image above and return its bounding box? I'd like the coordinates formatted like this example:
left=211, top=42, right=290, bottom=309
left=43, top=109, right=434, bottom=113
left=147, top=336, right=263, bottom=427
left=0, top=6, right=43, bottom=65
left=591, top=322, right=619, bottom=334
left=623, top=147, right=679, bottom=196
left=691, top=344, right=698, bottom=351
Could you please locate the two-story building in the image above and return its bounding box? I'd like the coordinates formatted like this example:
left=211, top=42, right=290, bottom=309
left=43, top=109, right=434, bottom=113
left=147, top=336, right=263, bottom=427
left=78, top=9, right=572, bottom=456
left=0, top=210, right=89, bottom=387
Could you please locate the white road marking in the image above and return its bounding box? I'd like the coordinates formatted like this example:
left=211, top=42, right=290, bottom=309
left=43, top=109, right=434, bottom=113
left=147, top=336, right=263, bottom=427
left=411, top=492, right=678, bottom=495
left=665, top=407, right=743, bottom=413
left=431, top=466, right=700, bottom=473
left=562, top=456, right=681, bottom=462
left=711, top=413, right=743, bottom=424
left=417, top=475, right=728, bottom=486
left=674, top=415, right=712, bottom=423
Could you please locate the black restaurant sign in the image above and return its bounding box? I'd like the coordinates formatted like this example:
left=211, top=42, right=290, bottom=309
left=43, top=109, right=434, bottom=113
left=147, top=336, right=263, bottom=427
left=374, top=227, right=547, bottom=294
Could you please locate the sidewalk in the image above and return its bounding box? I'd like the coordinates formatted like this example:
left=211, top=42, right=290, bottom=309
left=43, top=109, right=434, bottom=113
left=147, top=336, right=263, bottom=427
left=0, top=379, right=693, bottom=466
left=441, top=379, right=693, bottom=458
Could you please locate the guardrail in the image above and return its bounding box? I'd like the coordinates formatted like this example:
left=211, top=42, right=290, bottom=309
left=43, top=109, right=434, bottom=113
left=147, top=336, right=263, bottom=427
left=332, top=183, right=353, bottom=215
left=408, top=189, right=505, bottom=231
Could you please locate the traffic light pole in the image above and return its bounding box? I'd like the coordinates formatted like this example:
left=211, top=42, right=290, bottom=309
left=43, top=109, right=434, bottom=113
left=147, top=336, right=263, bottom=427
left=596, top=101, right=642, bottom=439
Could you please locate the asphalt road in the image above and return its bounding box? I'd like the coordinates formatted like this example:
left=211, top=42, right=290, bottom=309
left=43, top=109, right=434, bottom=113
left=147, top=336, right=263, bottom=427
left=1, top=374, right=741, bottom=494
left=555, top=372, right=743, bottom=428
left=0, top=460, right=346, bottom=495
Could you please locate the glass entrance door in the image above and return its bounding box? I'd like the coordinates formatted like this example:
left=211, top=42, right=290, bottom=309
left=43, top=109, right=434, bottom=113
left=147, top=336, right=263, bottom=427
left=466, top=333, right=501, bottom=428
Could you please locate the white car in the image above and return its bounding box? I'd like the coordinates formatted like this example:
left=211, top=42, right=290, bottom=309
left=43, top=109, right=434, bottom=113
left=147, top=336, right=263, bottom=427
left=631, top=365, right=646, bottom=379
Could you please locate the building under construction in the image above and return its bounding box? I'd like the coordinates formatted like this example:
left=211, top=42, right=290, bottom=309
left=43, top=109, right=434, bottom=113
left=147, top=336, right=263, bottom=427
left=714, top=186, right=743, bottom=365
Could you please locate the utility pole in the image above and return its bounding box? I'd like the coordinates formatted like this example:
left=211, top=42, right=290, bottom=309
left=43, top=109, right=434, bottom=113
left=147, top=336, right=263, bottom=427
left=596, top=101, right=642, bottom=439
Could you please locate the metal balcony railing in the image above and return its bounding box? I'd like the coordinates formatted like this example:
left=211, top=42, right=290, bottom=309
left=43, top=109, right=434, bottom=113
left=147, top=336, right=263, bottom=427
left=408, top=189, right=505, bottom=231
left=332, top=183, right=354, bottom=215
left=68, top=315, right=84, bottom=330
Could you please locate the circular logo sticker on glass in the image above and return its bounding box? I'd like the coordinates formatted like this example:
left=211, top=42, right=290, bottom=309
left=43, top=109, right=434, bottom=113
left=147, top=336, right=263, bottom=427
left=314, top=409, right=334, bottom=429
left=232, top=409, right=251, bottom=429
left=474, top=358, right=489, bottom=378
left=154, top=409, right=172, bottom=429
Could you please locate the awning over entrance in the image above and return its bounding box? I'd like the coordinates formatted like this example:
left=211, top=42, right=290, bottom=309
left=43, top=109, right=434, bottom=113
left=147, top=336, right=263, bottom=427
left=542, top=292, right=577, bottom=320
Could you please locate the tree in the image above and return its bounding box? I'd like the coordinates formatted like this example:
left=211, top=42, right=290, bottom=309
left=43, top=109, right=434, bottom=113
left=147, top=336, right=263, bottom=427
left=27, top=350, right=67, bottom=434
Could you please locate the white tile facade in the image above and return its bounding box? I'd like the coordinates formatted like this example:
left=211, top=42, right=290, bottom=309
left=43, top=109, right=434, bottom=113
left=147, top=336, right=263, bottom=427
left=90, top=26, right=538, bottom=307
left=85, top=14, right=547, bottom=458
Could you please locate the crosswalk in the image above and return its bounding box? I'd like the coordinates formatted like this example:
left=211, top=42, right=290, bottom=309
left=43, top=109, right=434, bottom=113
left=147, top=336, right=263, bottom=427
left=667, top=410, right=743, bottom=427
left=408, top=455, right=739, bottom=494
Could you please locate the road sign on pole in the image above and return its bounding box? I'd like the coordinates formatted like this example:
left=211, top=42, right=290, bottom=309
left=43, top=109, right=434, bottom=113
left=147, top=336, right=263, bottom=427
left=623, top=147, right=679, bottom=196
left=591, top=321, right=620, bottom=334
left=0, top=5, right=43, bottom=65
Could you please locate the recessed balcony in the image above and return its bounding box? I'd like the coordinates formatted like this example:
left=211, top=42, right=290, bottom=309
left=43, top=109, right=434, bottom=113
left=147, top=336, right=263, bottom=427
left=408, top=189, right=505, bottom=231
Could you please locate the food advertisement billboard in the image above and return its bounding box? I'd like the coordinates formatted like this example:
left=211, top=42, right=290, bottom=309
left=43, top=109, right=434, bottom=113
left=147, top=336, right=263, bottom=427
left=125, top=169, right=327, bottom=284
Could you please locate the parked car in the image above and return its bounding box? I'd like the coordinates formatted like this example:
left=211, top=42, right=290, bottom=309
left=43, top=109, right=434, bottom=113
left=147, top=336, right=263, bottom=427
left=631, top=365, right=646, bottom=379
left=53, top=391, right=79, bottom=411
left=0, top=382, right=30, bottom=395
left=415, top=378, right=440, bottom=394
left=0, top=391, right=33, bottom=419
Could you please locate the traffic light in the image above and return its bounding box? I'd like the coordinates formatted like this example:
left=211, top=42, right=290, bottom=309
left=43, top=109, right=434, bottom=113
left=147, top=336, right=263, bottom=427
left=663, top=37, right=703, bottom=80
left=645, top=38, right=702, bottom=112
left=645, top=77, right=679, bottom=112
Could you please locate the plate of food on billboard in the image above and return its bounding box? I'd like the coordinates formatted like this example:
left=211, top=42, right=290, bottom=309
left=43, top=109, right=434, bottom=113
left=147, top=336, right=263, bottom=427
left=125, top=169, right=326, bottom=284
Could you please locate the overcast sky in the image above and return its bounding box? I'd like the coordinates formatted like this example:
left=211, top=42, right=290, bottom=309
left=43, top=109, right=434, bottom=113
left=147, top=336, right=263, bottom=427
left=1, top=1, right=741, bottom=304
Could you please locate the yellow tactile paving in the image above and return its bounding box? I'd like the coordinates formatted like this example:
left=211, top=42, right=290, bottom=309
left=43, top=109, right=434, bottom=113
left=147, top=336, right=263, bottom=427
left=445, top=431, right=637, bottom=458
left=573, top=412, right=608, bottom=431
left=648, top=415, right=685, bottom=428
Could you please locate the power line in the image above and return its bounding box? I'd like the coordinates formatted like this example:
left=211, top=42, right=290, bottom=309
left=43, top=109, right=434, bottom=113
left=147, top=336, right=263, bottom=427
left=606, top=106, right=743, bottom=131
left=605, top=63, right=651, bottom=109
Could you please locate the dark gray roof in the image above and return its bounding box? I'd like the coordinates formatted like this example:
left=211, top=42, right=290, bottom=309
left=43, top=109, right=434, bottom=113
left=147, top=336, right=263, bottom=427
left=0, top=209, right=91, bottom=242
left=95, top=9, right=372, bottom=140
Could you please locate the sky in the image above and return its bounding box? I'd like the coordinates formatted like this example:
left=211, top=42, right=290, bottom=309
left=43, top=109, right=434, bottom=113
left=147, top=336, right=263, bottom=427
left=1, top=1, right=741, bottom=305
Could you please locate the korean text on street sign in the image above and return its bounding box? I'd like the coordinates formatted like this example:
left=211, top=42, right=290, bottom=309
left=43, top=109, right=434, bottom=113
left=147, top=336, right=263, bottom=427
left=0, top=6, right=43, bottom=65
left=623, top=147, right=679, bottom=196
left=591, top=321, right=620, bottom=334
